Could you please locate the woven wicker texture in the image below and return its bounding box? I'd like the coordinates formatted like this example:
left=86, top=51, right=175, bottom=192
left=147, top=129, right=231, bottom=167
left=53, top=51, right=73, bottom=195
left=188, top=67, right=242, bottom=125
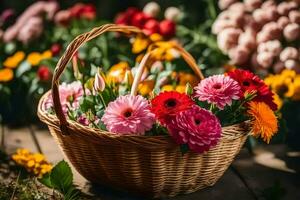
left=37, top=24, right=251, bottom=198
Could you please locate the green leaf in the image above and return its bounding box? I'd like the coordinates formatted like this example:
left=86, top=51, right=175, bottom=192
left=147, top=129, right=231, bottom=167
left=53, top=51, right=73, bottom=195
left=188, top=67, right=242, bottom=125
left=50, top=160, right=73, bottom=194
left=180, top=144, right=189, bottom=155
left=39, top=173, right=52, bottom=188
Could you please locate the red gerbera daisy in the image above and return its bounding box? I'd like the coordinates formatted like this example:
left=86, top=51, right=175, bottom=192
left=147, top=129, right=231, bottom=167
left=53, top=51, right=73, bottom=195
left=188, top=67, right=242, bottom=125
left=151, top=91, right=194, bottom=125
left=228, top=69, right=277, bottom=111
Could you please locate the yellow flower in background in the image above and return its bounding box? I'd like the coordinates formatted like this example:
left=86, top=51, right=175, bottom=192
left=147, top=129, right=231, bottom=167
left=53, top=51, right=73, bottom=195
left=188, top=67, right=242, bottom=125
left=247, top=101, right=278, bottom=143
left=161, top=84, right=174, bottom=92
left=148, top=41, right=180, bottom=61
left=178, top=72, right=199, bottom=87
left=175, top=85, right=186, bottom=93
left=27, top=52, right=42, bottom=66
left=42, top=50, right=52, bottom=59
left=138, top=80, right=155, bottom=96
left=27, top=50, right=52, bottom=66
left=132, top=35, right=150, bottom=54
left=3, top=51, right=25, bottom=68
left=106, top=62, right=131, bottom=84
left=132, top=33, right=163, bottom=54
left=281, top=69, right=296, bottom=79
left=273, top=93, right=283, bottom=110
left=292, top=76, right=300, bottom=101
left=12, top=148, right=52, bottom=177
left=0, top=68, right=14, bottom=82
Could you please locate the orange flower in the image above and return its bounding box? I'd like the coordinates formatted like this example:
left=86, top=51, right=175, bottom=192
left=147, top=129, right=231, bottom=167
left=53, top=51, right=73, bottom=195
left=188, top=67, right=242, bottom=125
left=0, top=68, right=14, bottom=82
left=247, top=101, right=278, bottom=143
left=27, top=52, right=42, bottom=66
left=138, top=80, right=155, bottom=96
left=106, top=62, right=131, bottom=84
left=3, top=51, right=25, bottom=68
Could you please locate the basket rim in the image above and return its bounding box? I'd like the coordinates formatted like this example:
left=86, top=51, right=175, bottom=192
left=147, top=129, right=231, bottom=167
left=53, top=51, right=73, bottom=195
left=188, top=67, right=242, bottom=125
left=37, top=90, right=251, bottom=147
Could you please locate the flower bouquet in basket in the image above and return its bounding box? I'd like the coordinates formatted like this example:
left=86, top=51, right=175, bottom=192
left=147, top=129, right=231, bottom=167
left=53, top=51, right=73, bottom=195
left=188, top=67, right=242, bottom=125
left=38, top=24, right=279, bottom=198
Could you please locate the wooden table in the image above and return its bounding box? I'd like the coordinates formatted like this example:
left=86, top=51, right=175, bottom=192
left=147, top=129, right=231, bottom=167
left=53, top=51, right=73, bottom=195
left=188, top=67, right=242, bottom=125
left=2, top=125, right=300, bottom=200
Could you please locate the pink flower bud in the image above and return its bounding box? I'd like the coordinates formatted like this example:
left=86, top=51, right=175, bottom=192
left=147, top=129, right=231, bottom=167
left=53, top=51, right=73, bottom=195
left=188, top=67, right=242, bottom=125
left=283, top=23, right=300, bottom=41
left=228, top=45, right=250, bottom=65
left=273, top=61, right=285, bottom=74
left=93, top=70, right=106, bottom=92
left=277, top=16, right=290, bottom=30
left=261, top=0, right=276, bottom=9
left=285, top=59, right=300, bottom=70
left=253, top=9, right=269, bottom=24
left=54, top=10, right=72, bottom=26
left=280, top=47, right=299, bottom=61
left=143, top=2, right=160, bottom=17
left=238, top=30, right=256, bottom=50
left=277, top=1, right=298, bottom=16
left=289, top=10, right=300, bottom=24
left=212, top=11, right=243, bottom=34
left=164, top=7, right=182, bottom=22
left=257, top=51, right=274, bottom=68
left=217, top=28, right=242, bottom=53
left=228, top=2, right=246, bottom=13
left=265, top=6, right=279, bottom=22
left=257, top=40, right=282, bottom=56
left=218, top=0, right=237, bottom=10
left=257, top=22, right=281, bottom=43
left=17, top=16, right=43, bottom=44
left=244, top=0, right=262, bottom=12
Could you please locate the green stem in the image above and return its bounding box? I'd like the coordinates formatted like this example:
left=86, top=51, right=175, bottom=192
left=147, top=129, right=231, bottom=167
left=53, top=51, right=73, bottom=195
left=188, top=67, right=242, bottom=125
left=99, top=93, right=107, bottom=109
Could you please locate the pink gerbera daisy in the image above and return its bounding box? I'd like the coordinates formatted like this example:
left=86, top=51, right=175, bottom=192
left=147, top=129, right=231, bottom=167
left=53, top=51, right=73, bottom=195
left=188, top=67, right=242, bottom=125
left=194, top=74, right=241, bottom=109
left=101, top=95, right=155, bottom=135
left=167, top=105, right=222, bottom=154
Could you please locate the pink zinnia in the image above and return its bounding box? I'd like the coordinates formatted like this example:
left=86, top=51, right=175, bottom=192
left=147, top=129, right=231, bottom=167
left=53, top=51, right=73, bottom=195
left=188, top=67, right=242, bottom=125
left=167, top=105, right=222, bottom=154
left=101, top=95, right=155, bottom=135
left=194, top=75, right=241, bottom=110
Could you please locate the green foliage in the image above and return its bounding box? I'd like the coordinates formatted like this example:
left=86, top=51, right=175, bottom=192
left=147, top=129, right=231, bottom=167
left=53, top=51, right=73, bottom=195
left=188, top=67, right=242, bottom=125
left=39, top=160, right=80, bottom=200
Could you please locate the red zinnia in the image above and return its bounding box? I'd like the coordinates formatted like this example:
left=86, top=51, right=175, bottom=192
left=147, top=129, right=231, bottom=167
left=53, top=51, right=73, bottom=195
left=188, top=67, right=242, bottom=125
left=228, top=69, right=277, bottom=111
left=151, top=91, right=194, bottom=125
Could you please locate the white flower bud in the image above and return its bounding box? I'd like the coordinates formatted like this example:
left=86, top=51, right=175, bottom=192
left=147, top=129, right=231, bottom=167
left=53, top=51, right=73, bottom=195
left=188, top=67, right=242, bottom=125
left=143, top=2, right=160, bottom=17
left=164, top=7, right=182, bottom=22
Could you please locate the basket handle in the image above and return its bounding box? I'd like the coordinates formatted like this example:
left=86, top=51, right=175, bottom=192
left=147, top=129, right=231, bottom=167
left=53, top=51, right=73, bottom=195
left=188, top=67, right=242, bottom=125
left=52, top=24, right=143, bottom=131
left=130, top=41, right=205, bottom=95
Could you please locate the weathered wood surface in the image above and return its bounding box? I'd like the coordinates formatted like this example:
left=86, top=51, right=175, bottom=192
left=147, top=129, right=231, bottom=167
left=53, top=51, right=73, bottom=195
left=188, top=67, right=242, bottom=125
left=3, top=125, right=300, bottom=200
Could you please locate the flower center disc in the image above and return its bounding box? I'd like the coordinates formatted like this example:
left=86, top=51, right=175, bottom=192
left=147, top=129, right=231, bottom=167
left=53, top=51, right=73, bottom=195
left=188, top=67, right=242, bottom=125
left=123, top=108, right=133, bottom=118
left=194, top=119, right=201, bottom=125
left=213, top=83, right=222, bottom=89
left=165, top=98, right=177, bottom=108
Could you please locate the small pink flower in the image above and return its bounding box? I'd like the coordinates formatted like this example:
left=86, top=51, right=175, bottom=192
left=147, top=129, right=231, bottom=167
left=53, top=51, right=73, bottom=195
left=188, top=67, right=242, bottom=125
left=228, top=45, right=250, bottom=65
left=167, top=105, right=222, bottom=154
left=277, top=16, right=290, bottom=30
left=238, top=30, right=256, bottom=50
left=218, top=0, right=237, bottom=10
left=93, top=71, right=105, bottom=92
left=194, top=75, right=241, bottom=110
left=217, top=28, right=241, bottom=53
left=43, top=81, right=86, bottom=114
left=244, top=0, right=262, bottom=12
left=17, top=17, right=43, bottom=44
left=280, top=47, right=299, bottom=62
left=101, top=95, right=155, bottom=135
left=289, top=10, right=300, bottom=24
left=283, top=23, right=300, bottom=41
left=256, top=51, right=274, bottom=68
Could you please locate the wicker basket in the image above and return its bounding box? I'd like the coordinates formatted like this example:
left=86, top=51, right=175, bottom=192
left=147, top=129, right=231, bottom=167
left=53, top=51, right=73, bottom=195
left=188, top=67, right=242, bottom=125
left=38, top=24, right=251, bottom=198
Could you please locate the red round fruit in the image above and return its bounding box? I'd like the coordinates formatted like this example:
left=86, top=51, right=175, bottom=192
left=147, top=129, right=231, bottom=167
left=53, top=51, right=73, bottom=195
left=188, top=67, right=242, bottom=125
left=143, top=19, right=160, bottom=35
left=159, top=20, right=176, bottom=37
left=131, top=12, right=148, bottom=28
left=38, top=66, right=52, bottom=81
left=51, top=43, right=61, bottom=56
